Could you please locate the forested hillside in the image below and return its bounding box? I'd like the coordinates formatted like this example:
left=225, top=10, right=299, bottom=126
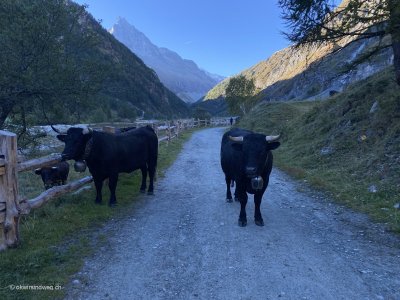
left=110, top=18, right=224, bottom=103
left=0, top=0, right=189, bottom=137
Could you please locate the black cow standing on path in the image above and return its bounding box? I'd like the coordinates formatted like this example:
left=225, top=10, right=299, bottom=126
left=35, top=161, right=70, bottom=190
left=56, top=125, right=158, bottom=206
left=220, top=128, right=280, bottom=227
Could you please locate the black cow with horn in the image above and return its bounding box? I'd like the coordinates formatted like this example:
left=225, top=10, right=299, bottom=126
left=54, top=125, right=158, bottom=206
left=220, top=128, right=280, bottom=227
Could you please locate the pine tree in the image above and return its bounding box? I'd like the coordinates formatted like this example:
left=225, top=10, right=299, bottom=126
left=279, top=0, right=400, bottom=85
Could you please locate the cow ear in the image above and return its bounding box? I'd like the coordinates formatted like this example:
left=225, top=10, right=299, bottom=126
left=57, top=134, right=67, bottom=142
left=35, top=168, right=42, bottom=175
left=267, top=142, right=280, bottom=150
left=231, top=143, right=243, bottom=151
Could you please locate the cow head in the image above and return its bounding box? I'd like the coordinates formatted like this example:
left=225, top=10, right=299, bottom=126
left=229, top=133, right=280, bottom=181
left=35, top=166, right=61, bottom=189
left=57, top=126, right=92, bottom=161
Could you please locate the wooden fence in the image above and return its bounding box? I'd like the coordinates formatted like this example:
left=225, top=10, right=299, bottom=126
left=0, top=118, right=230, bottom=250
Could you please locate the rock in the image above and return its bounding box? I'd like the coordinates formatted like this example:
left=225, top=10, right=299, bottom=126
left=394, top=203, right=400, bottom=210
left=358, top=135, right=367, bottom=142
left=72, top=279, right=80, bottom=285
left=369, top=100, right=379, bottom=113
left=320, top=146, right=334, bottom=155
left=368, top=185, right=378, bottom=193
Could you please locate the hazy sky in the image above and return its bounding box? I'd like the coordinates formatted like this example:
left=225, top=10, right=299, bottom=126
left=74, top=0, right=290, bottom=77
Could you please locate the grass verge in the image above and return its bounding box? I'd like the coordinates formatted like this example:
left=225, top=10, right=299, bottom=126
left=0, top=129, right=195, bottom=300
left=240, top=68, right=400, bottom=233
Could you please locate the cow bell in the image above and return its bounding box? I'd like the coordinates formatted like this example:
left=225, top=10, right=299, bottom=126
left=251, top=176, right=264, bottom=190
left=74, top=160, right=87, bottom=173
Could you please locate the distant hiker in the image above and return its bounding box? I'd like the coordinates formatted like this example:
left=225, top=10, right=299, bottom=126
left=230, top=117, right=233, bottom=126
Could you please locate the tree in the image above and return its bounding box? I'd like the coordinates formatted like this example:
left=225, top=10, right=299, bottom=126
left=0, top=0, right=107, bottom=136
left=278, top=0, right=400, bottom=85
left=225, top=75, right=256, bottom=116
left=193, top=107, right=211, bottom=120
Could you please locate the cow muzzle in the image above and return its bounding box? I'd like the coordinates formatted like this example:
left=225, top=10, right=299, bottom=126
left=245, top=166, right=257, bottom=177
left=251, top=176, right=264, bottom=190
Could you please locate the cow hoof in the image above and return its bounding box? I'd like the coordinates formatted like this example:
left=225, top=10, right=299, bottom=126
left=238, top=220, right=247, bottom=227
left=95, top=200, right=102, bottom=205
left=109, top=202, right=117, bottom=207
left=226, top=198, right=233, bottom=203
left=234, top=197, right=240, bottom=202
left=147, top=191, right=154, bottom=196
left=139, top=189, right=146, bottom=193
left=255, top=219, right=264, bottom=226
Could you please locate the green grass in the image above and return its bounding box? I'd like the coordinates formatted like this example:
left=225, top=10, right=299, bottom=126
left=0, top=130, right=195, bottom=300
left=240, top=68, right=400, bottom=233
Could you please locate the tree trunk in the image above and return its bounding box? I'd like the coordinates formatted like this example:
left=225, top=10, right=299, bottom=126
left=0, top=104, right=14, bottom=129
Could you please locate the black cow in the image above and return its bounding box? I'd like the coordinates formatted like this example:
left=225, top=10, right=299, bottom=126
left=220, top=128, right=280, bottom=227
left=56, top=125, right=158, bottom=206
left=35, top=161, right=70, bottom=190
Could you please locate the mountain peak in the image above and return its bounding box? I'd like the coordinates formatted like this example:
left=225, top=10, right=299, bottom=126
left=110, top=18, right=224, bottom=103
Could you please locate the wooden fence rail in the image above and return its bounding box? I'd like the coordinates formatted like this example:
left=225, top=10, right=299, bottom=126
left=0, top=117, right=231, bottom=250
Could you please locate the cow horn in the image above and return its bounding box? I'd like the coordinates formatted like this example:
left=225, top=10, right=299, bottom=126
left=51, top=125, right=62, bottom=134
left=229, top=136, right=244, bottom=143
left=265, top=134, right=280, bottom=142
left=51, top=166, right=58, bottom=170
left=82, top=126, right=92, bottom=135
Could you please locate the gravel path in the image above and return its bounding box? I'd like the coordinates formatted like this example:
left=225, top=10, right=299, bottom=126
left=67, top=127, right=400, bottom=300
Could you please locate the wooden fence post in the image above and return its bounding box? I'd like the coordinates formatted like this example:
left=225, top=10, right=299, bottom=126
left=0, top=131, right=19, bottom=250
left=167, top=122, right=172, bottom=141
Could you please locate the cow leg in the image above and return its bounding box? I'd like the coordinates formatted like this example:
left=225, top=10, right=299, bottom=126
left=108, top=173, right=119, bottom=207
left=234, top=187, right=239, bottom=202
left=225, top=176, right=233, bottom=202
left=238, top=190, right=248, bottom=227
left=147, top=163, right=156, bottom=196
left=94, top=178, right=103, bottom=204
left=254, top=193, right=264, bottom=226
left=139, top=166, right=147, bottom=193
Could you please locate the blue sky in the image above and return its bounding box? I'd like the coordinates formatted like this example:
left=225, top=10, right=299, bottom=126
left=74, top=0, right=290, bottom=77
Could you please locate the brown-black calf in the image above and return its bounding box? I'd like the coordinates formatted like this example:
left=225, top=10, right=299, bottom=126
left=35, top=161, right=70, bottom=190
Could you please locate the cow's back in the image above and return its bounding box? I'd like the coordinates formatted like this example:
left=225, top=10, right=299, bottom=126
left=86, top=132, right=147, bottom=175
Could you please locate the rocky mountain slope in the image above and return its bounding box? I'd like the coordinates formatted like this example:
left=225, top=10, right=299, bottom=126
left=110, top=18, right=224, bottom=103
left=204, top=34, right=393, bottom=104
left=80, top=14, right=190, bottom=119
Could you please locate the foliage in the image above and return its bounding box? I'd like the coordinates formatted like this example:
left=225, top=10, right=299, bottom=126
left=278, top=0, right=400, bottom=85
left=225, top=75, right=257, bottom=116
left=193, top=107, right=211, bottom=120
left=239, top=68, right=400, bottom=232
left=0, top=0, right=190, bottom=143
left=0, top=0, right=108, bottom=134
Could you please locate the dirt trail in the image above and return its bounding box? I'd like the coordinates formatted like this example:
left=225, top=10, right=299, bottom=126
left=67, top=127, right=400, bottom=300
